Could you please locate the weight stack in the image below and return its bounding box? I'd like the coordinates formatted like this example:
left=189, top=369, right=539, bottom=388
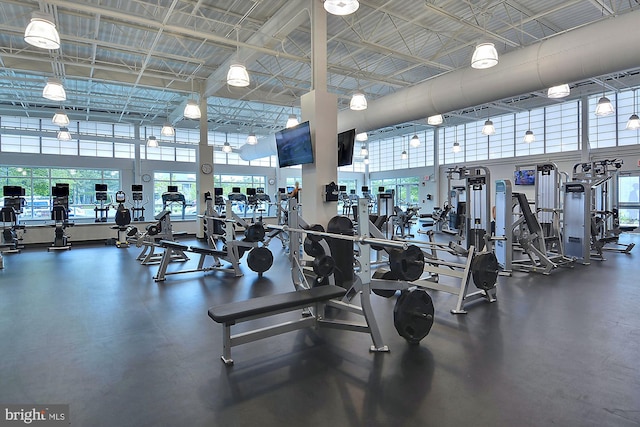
left=327, top=215, right=355, bottom=289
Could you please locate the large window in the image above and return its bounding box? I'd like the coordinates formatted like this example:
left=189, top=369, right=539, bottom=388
left=153, top=172, right=197, bottom=217
left=0, top=166, right=119, bottom=220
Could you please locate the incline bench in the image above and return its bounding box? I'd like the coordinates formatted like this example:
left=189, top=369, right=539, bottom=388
left=208, top=285, right=384, bottom=365
left=155, top=240, right=242, bottom=281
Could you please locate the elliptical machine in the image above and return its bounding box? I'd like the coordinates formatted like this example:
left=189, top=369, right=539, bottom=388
left=1, top=185, right=26, bottom=254
left=49, top=183, right=72, bottom=251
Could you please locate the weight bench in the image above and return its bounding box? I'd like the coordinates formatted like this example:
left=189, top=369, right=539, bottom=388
left=208, top=285, right=384, bottom=365
left=154, top=239, right=243, bottom=281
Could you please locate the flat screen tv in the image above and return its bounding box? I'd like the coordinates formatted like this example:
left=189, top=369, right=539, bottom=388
left=275, top=121, right=314, bottom=168
left=514, top=169, right=535, bottom=185
left=337, top=128, right=356, bottom=167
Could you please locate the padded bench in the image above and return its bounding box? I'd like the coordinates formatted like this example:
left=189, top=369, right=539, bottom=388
left=208, top=285, right=348, bottom=365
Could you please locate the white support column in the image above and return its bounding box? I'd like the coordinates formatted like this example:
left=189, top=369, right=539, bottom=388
left=197, top=95, right=213, bottom=238
left=581, top=95, right=590, bottom=163
left=299, top=0, right=338, bottom=226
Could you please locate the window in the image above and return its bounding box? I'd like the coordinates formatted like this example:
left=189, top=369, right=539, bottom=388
left=153, top=172, right=197, bottom=217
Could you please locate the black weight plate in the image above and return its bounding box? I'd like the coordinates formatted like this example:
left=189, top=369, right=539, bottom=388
left=247, top=247, right=273, bottom=273
left=389, top=245, right=425, bottom=282
left=305, top=224, right=325, bottom=243
left=312, top=255, right=336, bottom=277
left=393, top=289, right=435, bottom=345
left=244, top=223, right=265, bottom=242
left=371, top=269, right=399, bottom=298
left=303, top=237, right=325, bottom=257
left=471, top=252, right=499, bottom=291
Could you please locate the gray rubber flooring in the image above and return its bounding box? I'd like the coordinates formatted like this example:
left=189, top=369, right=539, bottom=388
left=0, top=232, right=638, bottom=427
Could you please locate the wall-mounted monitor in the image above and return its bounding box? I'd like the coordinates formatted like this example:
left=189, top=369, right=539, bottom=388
left=337, top=128, right=356, bottom=167
left=275, top=121, right=314, bottom=168
left=514, top=170, right=535, bottom=185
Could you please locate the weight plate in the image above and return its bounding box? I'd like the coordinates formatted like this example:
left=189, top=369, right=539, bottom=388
left=247, top=247, right=273, bottom=273
left=312, top=255, right=336, bottom=277
left=388, top=245, right=425, bottom=282
left=471, top=252, right=499, bottom=291
left=393, top=289, right=435, bottom=345
left=304, top=224, right=325, bottom=243
left=303, top=237, right=325, bottom=257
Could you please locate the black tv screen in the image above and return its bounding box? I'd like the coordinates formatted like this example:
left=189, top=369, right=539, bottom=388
left=275, top=121, right=314, bottom=168
left=337, top=128, right=356, bottom=167
left=514, top=170, right=535, bottom=185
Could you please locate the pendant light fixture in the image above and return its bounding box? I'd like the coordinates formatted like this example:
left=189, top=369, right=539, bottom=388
left=246, top=133, right=258, bottom=145
left=471, top=43, right=499, bottom=69
left=286, top=107, right=299, bottom=128
left=350, top=92, right=367, bottom=111
left=161, top=123, right=175, bottom=137
left=146, top=135, right=158, bottom=148
left=227, top=28, right=250, bottom=87
left=52, top=109, right=69, bottom=126
left=481, top=119, right=496, bottom=136
left=324, top=0, right=359, bottom=16
left=400, top=137, right=408, bottom=160
left=360, top=144, right=368, bottom=157
left=24, top=11, right=60, bottom=50
left=595, top=79, right=615, bottom=117
left=43, top=77, right=66, bottom=101
left=626, top=89, right=640, bottom=131
left=363, top=156, right=369, bottom=165
left=409, top=125, right=421, bottom=148
left=57, top=127, right=72, bottom=141
left=427, top=114, right=443, bottom=126
left=222, top=142, right=233, bottom=153
left=523, top=111, right=535, bottom=143
left=452, top=126, right=461, bottom=153
left=356, top=132, right=368, bottom=142
left=184, top=78, right=201, bottom=119
left=547, top=84, right=570, bottom=99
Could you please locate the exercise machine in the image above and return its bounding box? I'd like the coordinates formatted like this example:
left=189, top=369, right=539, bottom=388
left=130, top=184, right=145, bottom=221
left=94, top=183, right=109, bottom=222
left=49, top=183, right=72, bottom=251
left=162, top=185, right=186, bottom=220
left=110, top=190, right=132, bottom=248
left=1, top=186, right=26, bottom=253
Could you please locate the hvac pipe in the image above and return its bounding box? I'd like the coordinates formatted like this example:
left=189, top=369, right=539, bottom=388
left=338, top=9, right=640, bottom=133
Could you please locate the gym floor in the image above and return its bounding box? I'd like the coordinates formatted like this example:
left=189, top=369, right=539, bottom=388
left=1, top=231, right=639, bottom=427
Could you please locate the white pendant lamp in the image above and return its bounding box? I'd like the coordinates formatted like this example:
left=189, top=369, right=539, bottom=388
left=363, top=156, right=369, bottom=165
left=227, top=63, right=250, bottom=87
left=452, top=141, right=461, bottom=153
left=595, top=96, right=615, bottom=117
left=161, top=123, right=175, bottom=137
left=360, top=145, right=368, bottom=157
left=410, top=134, right=421, bottom=148
left=481, top=119, right=496, bottom=136
left=471, top=43, right=498, bottom=69
left=523, top=110, right=535, bottom=143
left=401, top=149, right=408, bottom=160
left=324, top=0, right=359, bottom=16
left=24, top=11, right=60, bottom=50
left=146, top=136, right=158, bottom=147
left=52, top=110, right=69, bottom=126
left=547, top=84, right=570, bottom=99
left=427, top=114, right=443, bottom=125
left=286, top=114, right=299, bottom=128
left=626, top=90, right=640, bottom=130
left=523, top=130, right=535, bottom=143
left=222, top=142, right=233, bottom=153
left=57, top=127, right=72, bottom=141
left=43, top=78, right=66, bottom=101
left=246, top=133, right=258, bottom=145
left=355, top=132, right=368, bottom=142
left=184, top=99, right=201, bottom=119
left=350, top=92, right=367, bottom=111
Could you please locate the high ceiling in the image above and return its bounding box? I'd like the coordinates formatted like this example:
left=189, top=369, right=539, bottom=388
left=1, top=0, right=640, bottom=138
